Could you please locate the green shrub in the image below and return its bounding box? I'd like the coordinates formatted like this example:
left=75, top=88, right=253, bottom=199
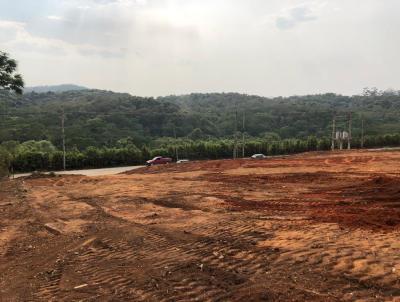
left=0, top=148, right=11, bottom=178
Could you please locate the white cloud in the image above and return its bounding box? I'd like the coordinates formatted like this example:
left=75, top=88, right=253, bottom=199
left=1, top=0, right=400, bottom=96
left=274, top=2, right=323, bottom=30
left=0, top=20, right=25, bottom=43
left=0, top=19, right=125, bottom=58
left=47, top=15, right=64, bottom=21
left=25, top=1, right=202, bottom=59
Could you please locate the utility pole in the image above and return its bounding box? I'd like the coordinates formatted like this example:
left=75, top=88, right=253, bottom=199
left=361, top=116, right=364, bottom=149
left=173, top=125, right=179, bottom=161
left=233, top=105, right=238, bottom=159
left=348, top=112, right=352, bottom=150
left=242, top=111, right=245, bottom=158
left=61, top=109, right=66, bottom=171
left=331, top=115, right=336, bottom=151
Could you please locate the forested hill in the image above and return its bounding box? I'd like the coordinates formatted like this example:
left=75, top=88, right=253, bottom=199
left=24, top=84, right=88, bottom=93
left=1, top=89, right=400, bottom=149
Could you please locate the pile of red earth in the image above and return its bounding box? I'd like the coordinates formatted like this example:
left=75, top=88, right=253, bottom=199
left=311, top=175, right=400, bottom=230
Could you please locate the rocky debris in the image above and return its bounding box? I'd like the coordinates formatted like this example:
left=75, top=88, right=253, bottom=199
left=44, top=223, right=63, bottom=235
left=74, top=284, right=88, bottom=290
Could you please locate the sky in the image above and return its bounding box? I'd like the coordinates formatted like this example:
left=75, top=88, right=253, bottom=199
left=0, top=0, right=399, bottom=97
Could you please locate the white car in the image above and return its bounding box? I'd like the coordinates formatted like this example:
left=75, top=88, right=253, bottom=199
left=177, top=159, right=190, bottom=164
left=251, top=154, right=267, bottom=159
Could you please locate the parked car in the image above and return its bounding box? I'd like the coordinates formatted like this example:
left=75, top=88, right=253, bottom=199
left=177, top=159, right=190, bottom=164
left=251, top=153, right=267, bottom=159
left=146, top=156, right=172, bottom=166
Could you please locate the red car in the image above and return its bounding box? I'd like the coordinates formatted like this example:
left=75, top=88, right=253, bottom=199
left=146, top=156, right=172, bottom=166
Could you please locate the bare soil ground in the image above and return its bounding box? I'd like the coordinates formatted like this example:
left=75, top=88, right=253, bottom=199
left=1, top=150, right=400, bottom=301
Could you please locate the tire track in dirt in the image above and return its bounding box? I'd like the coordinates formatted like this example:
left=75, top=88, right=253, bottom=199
left=31, top=214, right=279, bottom=301
left=264, top=225, right=400, bottom=300
left=323, top=155, right=376, bottom=166
left=27, top=218, right=399, bottom=300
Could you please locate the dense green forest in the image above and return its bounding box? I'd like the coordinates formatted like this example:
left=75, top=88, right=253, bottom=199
left=1, top=87, right=400, bottom=173
left=2, top=88, right=400, bottom=147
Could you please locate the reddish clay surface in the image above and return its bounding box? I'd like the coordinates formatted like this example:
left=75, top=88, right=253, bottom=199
left=1, top=150, right=400, bottom=301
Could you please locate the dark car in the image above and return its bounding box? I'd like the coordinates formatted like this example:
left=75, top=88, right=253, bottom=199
left=146, top=156, right=172, bottom=166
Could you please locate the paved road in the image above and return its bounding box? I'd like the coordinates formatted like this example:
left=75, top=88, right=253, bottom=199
left=14, top=165, right=144, bottom=178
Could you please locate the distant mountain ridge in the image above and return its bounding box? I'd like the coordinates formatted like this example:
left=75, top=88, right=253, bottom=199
left=24, top=84, right=88, bottom=93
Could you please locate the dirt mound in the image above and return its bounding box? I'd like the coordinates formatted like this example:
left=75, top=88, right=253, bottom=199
left=125, top=159, right=248, bottom=174
left=124, top=155, right=302, bottom=175
left=216, top=172, right=400, bottom=230
left=199, top=171, right=337, bottom=188
left=305, top=175, right=400, bottom=230
left=331, top=175, right=400, bottom=205
left=23, top=171, right=59, bottom=179
left=311, top=207, right=400, bottom=230
left=312, top=175, right=400, bottom=230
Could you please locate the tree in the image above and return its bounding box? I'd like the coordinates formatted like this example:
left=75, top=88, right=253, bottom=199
left=0, top=147, right=11, bottom=178
left=262, top=132, right=281, bottom=141
left=188, top=128, right=205, bottom=140
left=18, top=140, right=56, bottom=153
left=0, top=141, right=20, bottom=175
left=0, top=51, right=24, bottom=94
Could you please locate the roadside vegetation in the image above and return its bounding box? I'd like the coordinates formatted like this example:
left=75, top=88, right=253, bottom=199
left=1, top=133, right=400, bottom=172
left=0, top=51, right=24, bottom=177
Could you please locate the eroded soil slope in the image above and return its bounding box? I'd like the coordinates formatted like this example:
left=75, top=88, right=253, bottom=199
left=1, top=150, right=400, bottom=301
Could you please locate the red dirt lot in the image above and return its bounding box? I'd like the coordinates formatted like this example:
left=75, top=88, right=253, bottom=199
left=1, top=150, right=400, bottom=301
